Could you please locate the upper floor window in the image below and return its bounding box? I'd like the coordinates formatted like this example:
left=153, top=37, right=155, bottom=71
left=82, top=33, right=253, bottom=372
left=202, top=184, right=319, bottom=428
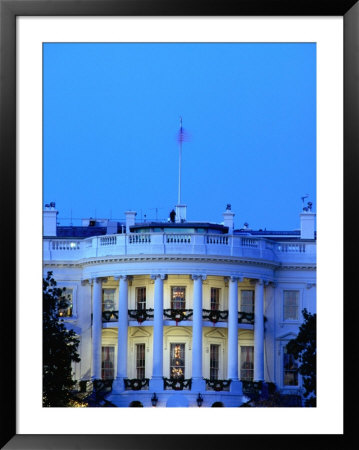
left=171, top=286, right=186, bottom=310
left=283, top=290, right=299, bottom=320
left=58, top=288, right=73, bottom=317
left=241, top=290, right=254, bottom=313
left=210, top=344, right=220, bottom=380
left=210, top=288, right=220, bottom=310
left=136, top=287, right=146, bottom=310
left=102, top=288, right=116, bottom=311
left=283, top=347, right=299, bottom=386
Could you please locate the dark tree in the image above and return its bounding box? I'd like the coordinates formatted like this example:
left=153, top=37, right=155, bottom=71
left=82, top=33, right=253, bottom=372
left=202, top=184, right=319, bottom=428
left=43, top=271, right=81, bottom=406
left=286, top=308, right=316, bottom=406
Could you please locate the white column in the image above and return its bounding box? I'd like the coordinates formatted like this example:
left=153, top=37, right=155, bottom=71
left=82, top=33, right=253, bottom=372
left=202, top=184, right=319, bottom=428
left=113, top=275, right=129, bottom=391
left=254, top=280, right=264, bottom=381
left=91, top=278, right=102, bottom=380
left=150, top=274, right=165, bottom=391
left=192, top=274, right=206, bottom=391
left=228, top=276, right=242, bottom=393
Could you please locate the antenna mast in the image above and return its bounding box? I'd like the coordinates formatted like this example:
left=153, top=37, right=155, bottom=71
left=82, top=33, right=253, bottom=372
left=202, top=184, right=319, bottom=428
left=178, top=116, right=183, bottom=205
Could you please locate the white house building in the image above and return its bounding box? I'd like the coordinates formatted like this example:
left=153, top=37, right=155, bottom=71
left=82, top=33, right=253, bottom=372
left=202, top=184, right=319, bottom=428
left=43, top=201, right=316, bottom=407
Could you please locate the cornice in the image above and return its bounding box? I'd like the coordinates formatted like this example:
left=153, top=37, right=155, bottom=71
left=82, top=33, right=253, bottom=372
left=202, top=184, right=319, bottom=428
left=43, top=254, right=282, bottom=270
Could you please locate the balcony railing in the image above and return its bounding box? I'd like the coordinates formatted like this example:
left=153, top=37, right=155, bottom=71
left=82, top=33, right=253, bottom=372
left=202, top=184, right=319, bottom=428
left=163, top=308, right=193, bottom=324
left=128, top=308, right=154, bottom=323
left=44, top=233, right=316, bottom=264
left=204, top=379, right=231, bottom=391
left=124, top=378, right=150, bottom=391
left=102, top=310, right=119, bottom=322
left=163, top=377, right=192, bottom=390
left=202, top=309, right=228, bottom=324
left=238, top=311, right=254, bottom=324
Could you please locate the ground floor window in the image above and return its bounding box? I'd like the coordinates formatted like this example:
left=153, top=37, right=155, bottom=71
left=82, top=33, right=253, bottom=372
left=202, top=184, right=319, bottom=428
left=283, top=348, right=299, bottom=386
left=101, top=346, right=115, bottom=379
left=210, top=344, right=220, bottom=380
left=240, top=346, right=254, bottom=381
left=136, top=343, right=146, bottom=379
left=170, top=343, right=185, bottom=379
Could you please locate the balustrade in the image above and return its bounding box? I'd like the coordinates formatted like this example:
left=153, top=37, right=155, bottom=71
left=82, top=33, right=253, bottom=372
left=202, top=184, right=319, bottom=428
left=166, top=234, right=191, bottom=243
left=102, top=310, right=119, bottom=322
left=163, top=377, right=192, bottom=390
left=128, top=234, right=151, bottom=244
left=128, top=308, right=154, bottom=323
left=202, top=309, right=228, bottom=324
left=163, top=308, right=193, bottom=324
left=51, top=240, right=80, bottom=250
left=124, top=378, right=149, bottom=391
left=204, top=379, right=231, bottom=391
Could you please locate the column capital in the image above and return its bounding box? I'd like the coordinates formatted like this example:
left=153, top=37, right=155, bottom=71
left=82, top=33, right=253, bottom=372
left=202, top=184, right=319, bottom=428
left=191, top=274, right=207, bottom=281
left=250, top=278, right=264, bottom=285
left=114, top=275, right=131, bottom=281
left=229, top=275, right=243, bottom=282
left=150, top=274, right=167, bottom=280
left=89, top=276, right=107, bottom=285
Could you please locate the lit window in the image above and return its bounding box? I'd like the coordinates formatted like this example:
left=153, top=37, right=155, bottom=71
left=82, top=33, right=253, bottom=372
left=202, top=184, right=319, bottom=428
left=102, top=346, right=115, bottom=379
left=210, top=344, right=220, bottom=380
left=241, top=290, right=254, bottom=313
left=240, top=346, right=254, bottom=381
left=283, top=348, right=299, bottom=386
left=283, top=290, right=299, bottom=320
left=58, top=288, right=73, bottom=317
left=171, top=287, right=186, bottom=310
left=136, top=287, right=146, bottom=310
left=170, top=343, right=185, bottom=379
left=102, top=289, right=116, bottom=311
left=136, top=343, right=146, bottom=379
left=210, top=288, right=220, bottom=310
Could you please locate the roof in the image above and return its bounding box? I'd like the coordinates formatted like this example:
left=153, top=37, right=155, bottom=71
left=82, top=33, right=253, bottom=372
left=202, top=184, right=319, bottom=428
left=55, top=226, right=108, bottom=238
left=130, top=222, right=229, bottom=233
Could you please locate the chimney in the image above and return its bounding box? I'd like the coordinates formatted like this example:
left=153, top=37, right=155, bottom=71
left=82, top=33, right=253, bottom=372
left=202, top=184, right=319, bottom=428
left=300, top=203, right=316, bottom=239
left=223, top=204, right=235, bottom=233
left=106, top=221, right=117, bottom=235
left=125, top=211, right=136, bottom=233
left=175, top=204, right=187, bottom=223
left=43, top=202, right=58, bottom=236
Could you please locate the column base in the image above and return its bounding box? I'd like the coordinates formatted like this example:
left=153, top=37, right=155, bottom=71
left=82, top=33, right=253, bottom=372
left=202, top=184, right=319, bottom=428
left=112, top=377, right=125, bottom=393
left=191, top=377, right=206, bottom=392
left=229, top=379, right=243, bottom=394
left=149, top=377, right=164, bottom=392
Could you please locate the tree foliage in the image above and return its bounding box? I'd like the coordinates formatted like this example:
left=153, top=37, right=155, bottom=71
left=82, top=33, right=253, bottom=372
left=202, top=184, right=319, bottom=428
left=286, top=308, right=316, bottom=406
left=43, top=271, right=80, bottom=406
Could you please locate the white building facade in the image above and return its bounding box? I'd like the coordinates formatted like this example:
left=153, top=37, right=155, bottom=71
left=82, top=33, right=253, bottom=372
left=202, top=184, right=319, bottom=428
left=43, top=203, right=316, bottom=407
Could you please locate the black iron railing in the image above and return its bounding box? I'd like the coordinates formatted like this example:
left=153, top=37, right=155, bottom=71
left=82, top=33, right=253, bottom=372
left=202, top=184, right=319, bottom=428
left=204, top=379, right=231, bottom=391
left=202, top=309, right=228, bottom=324
left=124, top=378, right=150, bottom=391
left=128, top=309, right=154, bottom=323
left=238, top=311, right=255, bottom=324
left=163, top=309, right=193, bottom=324
left=163, top=377, right=192, bottom=390
left=102, top=310, right=119, bottom=322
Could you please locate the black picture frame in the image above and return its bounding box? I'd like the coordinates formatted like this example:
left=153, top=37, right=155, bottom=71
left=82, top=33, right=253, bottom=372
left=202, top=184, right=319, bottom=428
left=1, top=0, right=356, bottom=448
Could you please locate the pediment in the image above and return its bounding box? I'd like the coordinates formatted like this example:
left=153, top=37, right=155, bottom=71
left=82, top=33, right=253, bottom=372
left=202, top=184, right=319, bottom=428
left=204, top=329, right=226, bottom=338
left=130, top=328, right=152, bottom=338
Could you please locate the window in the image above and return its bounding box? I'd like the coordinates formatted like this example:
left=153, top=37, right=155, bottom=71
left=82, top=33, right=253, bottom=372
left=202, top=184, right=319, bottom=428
left=210, top=288, right=220, bottom=310
left=102, top=288, right=116, bottom=311
left=283, top=347, right=299, bottom=386
left=136, top=343, right=146, bottom=379
left=283, top=290, right=299, bottom=320
left=171, top=287, right=186, bottom=309
left=170, top=343, right=185, bottom=379
left=210, top=344, right=220, bottom=380
left=240, top=346, right=254, bottom=381
left=241, top=290, right=254, bottom=313
left=101, top=346, right=115, bottom=379
left=136, top=287, right=146, bottom=310
left=58, top=288, right=73, bottom=317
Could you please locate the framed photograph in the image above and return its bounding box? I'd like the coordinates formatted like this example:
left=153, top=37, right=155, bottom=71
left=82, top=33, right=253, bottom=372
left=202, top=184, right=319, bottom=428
left=1, top=0, right=356, bottom=448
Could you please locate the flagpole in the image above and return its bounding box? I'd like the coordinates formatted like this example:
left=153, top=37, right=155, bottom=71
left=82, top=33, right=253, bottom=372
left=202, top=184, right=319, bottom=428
left=178, top=116, right=182, bottom=205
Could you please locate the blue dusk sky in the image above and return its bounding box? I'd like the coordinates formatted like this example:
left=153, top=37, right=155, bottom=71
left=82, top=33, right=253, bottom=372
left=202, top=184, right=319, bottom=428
left=43, top=43, right=316, bottom=230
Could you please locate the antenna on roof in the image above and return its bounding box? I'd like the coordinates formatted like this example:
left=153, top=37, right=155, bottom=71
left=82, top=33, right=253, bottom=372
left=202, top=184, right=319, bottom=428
left=175, top=117, right=188, bottom=223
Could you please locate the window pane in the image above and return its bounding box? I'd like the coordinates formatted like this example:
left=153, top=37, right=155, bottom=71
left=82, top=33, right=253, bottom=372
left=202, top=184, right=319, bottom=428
left=241, top=290, right=254, bottom=314
left=170, top=343, right=185, bottom=379
left=210, top=288, right=220, bottom=310
left=101, top=346, right=115, bottom=379
left=283, top=349, right=298, bottom=386
left=210, top=344, right=219, bottom=380
left=283, top=291, right=299, bottom=320
left=171, top=287, right=186, bottom=309
left=240, top=346, right=254, bottom=381
left=102, top=288, right=116, bottom=311
left=58, top=288, right=73, bottom=317
left=136, top=287, right=146, bottom=310
left=136, top=343, right=145, bottom=379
